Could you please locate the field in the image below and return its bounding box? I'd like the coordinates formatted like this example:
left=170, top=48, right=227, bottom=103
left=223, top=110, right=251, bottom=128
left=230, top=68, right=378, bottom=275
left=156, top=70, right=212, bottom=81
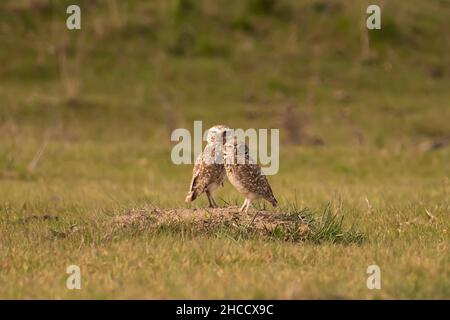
left=0, top=0, right=449, bottom=299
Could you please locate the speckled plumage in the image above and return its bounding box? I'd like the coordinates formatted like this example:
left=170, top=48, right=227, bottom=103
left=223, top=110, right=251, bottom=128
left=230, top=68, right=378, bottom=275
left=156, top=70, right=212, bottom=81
left=223, top=139, right=277, bottom=212
left=185, top=125, right=229, bottom=207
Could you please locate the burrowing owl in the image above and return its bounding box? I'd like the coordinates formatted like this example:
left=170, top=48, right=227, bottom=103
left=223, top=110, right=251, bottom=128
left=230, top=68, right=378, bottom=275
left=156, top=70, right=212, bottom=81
left=223, top=136, right=277, bottom=213
left=185, top=125, right=229, bottom=208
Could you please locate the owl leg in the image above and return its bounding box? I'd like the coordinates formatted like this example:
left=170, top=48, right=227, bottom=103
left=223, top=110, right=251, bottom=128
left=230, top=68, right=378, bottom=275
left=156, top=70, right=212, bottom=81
left=239, top=199, right=248, bottom=212
left=211, top=194, right=219, bottom=207
left=245, top=198, right=253, bottom=213
left=206, top=190, right=217, bottom=208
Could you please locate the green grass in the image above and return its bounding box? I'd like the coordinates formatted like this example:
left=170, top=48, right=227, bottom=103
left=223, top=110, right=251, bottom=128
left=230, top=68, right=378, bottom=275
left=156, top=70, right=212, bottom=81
left=0, top=0, right=449, bottom=299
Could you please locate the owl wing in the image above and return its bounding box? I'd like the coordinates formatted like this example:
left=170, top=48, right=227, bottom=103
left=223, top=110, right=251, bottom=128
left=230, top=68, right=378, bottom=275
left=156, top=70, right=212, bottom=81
left=186, top=153, right=204, bottom=201
left=242, top=163, right=277, bottom=206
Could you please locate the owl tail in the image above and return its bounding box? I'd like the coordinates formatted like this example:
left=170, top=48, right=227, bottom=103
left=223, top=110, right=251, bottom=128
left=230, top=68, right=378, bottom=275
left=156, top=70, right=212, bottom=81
left=185, top=190, right=198, bottom=202
left=268, top=196, right=278, bottom=207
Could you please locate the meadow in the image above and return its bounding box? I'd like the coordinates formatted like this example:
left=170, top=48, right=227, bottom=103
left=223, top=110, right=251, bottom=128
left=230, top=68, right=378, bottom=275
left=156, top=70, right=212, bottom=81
left=0, top=0, right=449, bottom=299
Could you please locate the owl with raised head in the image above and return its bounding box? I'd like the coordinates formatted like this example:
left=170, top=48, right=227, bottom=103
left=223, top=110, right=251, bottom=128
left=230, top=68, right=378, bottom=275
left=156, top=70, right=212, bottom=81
left=185, top=125, right=229, bottom=208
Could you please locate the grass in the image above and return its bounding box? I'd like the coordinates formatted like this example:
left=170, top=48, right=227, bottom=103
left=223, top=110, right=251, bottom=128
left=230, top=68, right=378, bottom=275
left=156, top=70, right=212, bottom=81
left=0, top=0, right=449, bottom=299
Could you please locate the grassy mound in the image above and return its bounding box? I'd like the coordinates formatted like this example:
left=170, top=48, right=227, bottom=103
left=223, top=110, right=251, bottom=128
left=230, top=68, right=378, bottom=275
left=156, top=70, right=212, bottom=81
left=108, top=205, right=364, bottom=244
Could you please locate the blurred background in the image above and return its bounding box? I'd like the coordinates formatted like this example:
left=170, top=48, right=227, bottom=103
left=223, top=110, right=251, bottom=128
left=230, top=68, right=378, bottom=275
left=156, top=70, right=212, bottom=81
left=0, top=0, right=449, bottom=207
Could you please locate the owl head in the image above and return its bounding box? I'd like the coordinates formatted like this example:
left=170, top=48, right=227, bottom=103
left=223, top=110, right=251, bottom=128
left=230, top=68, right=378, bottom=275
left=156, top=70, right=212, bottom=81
left=206, top=125, right=230, bottom=145
left=223, top=136, right=253, bottom=165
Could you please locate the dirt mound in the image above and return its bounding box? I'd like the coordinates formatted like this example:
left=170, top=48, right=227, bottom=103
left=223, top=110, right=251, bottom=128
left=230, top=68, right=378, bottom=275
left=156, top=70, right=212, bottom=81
left=111, top=207, right=313, bottom=241
left=108, top=205, right=364, bottom=244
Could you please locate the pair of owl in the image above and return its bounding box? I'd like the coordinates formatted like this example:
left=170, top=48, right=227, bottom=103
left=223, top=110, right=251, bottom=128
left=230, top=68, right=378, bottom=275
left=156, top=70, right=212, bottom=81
left=185, top=125, right=277, bottom=213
